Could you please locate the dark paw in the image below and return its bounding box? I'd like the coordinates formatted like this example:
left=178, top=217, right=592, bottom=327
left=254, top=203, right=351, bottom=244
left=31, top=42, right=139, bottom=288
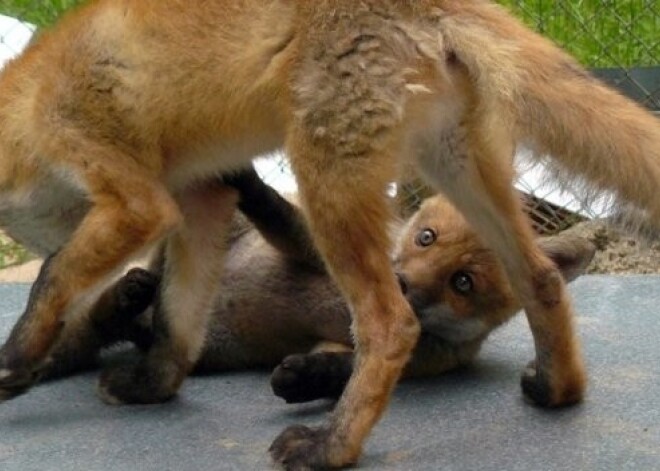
left=97, top=355, right=184, bottom=405
left=0, top=347, right=45, bottom=402
left=221, top=166, right=261, bottom=193
left=116, top=268, right=159, bottom=317
left=0, top=366, right=40, bottom=402
left=271, top=354, right=350, bottom=404
left=520, top=360, right=585, bottom=408
left=521, top=360, right=553, bottom=407
left=269, top=425, right=332, bottom=470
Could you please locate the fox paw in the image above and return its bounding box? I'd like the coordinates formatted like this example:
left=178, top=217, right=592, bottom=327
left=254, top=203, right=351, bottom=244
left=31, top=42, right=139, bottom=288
left=270, top=425, right=334, bottom=470
left=0, top=348, right=44, bottom=402
left=271, top=353, right=350, bottom=404
left=521, top=360, right=585, bottom=407
left=97, top=355, right=183, bottom=405
left=116, top=268, right=159, bottom=316
left=0, top=366, right=39, bottom=402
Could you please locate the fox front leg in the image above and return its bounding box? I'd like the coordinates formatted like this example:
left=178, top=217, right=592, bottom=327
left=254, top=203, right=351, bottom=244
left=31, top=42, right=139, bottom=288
left=269, top=109, right=419, bottom=468
left=0, top=145, right=180, bottom=402
left=97, top=183, right=238, bottom=404
left=39, top=267, right=160, bottom=381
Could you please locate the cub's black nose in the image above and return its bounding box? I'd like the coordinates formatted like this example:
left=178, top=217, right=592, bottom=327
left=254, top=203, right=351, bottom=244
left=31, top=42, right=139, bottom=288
left=395, top=272, right=409, bottom=295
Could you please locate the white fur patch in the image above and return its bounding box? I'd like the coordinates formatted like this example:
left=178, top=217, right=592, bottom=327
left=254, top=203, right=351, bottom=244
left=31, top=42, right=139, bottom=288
left=405, top=83, right=432, bottom=95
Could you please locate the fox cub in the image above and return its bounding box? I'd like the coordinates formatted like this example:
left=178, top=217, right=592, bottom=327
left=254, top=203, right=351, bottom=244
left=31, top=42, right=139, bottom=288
left=1, top=0, right=659, bottom=467
left=42, top=168, right=596, bottom=404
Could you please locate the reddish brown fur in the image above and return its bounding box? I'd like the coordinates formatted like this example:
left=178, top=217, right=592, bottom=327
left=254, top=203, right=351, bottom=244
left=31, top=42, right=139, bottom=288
left=0, top=0, right=658, bottom=468
left=44, top=191, right=594, bottom=390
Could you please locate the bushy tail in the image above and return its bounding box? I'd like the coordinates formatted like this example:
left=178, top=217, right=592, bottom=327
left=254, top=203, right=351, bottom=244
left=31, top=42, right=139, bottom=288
left=518, top=63, right=660, bottom=235
left=442, top=1, right=660, bottom=236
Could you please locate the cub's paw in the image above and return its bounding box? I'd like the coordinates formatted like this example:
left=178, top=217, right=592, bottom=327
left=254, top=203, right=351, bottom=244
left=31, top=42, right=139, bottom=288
left=221, top=165, right=261, bottom=192
left=269, top=425, right=334, bottom=470
left=271, top=353, right=350, bottom=404
left=97, top=356, right=184, bottom=405
left=521, top=360, right=586, bottom=407
left=116, top=268, right=159, bottom=316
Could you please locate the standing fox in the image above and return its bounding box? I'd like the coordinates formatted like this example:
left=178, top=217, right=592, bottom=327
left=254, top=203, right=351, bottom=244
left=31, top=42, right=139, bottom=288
left=0, top=0, right=659, bottom=468
left=38, top=168, right=595, bottom=405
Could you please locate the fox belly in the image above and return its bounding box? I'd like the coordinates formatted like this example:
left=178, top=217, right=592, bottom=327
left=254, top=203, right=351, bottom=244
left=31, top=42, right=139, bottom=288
left=0, top=169, right=90, bottom=256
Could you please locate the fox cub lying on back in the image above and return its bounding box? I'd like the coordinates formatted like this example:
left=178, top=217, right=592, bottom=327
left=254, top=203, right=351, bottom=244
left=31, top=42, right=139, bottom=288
left=42, top=168, right=596, bottom=403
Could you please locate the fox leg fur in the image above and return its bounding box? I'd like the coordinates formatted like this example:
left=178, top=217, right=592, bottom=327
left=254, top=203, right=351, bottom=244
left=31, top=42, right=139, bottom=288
left=269, top=119, right=421, bottom=467
left=419, top=114, right=586, bottom=408
left=98, top=183, right=238, bottom=404
left=0, top=142, right=181, bottom=401
left=41, top=267, right=159, bottom=381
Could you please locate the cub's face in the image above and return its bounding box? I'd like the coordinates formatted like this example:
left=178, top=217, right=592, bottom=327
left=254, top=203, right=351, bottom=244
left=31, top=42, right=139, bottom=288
left=392, top=195, right=594, bottom=344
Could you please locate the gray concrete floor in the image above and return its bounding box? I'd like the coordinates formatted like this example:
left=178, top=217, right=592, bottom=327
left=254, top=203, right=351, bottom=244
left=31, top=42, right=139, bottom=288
left=0, top=276, right=659, bottom=470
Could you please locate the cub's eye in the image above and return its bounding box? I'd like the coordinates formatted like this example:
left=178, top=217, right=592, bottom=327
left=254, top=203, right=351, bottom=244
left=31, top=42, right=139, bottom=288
left=415, top=228, right=437, bottom=247
left=450, top=271, right=473, bottom=295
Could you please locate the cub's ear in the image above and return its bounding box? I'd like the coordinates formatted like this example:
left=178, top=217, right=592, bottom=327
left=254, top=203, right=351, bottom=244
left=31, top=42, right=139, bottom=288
left=537, top=234, right=596, bottom=282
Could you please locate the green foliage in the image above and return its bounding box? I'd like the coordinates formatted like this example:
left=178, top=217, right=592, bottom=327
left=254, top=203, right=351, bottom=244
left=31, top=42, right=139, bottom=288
left=499, top=0, right=659, bottom=67
left=0, top=0, right=83, bottom=28
left=3, top=0, right=657, bottom=66
left=0, top=0, right=657, bottom=270
left=0, top=233, right=33, bottom=269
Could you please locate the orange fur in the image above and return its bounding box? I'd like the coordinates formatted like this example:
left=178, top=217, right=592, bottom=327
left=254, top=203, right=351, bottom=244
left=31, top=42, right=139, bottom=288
left=0, top=1, right=658, bottom=468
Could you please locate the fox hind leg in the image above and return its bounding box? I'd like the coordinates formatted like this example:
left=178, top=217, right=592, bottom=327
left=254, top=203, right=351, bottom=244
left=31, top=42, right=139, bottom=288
left=418, top=117, right=586, bottom=407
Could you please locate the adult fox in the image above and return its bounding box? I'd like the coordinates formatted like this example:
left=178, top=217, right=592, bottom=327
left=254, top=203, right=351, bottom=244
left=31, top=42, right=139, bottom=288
left=38, top=168, right=595, bottom=405
left=0, top=0, right=658, bottom=468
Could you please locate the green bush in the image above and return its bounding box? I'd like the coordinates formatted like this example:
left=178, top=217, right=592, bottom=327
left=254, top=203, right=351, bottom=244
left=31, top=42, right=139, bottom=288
left=2, top=0, right=656, bottom=66
left=0, top=0, right=82, bottom=28
left=500, top=0, right=659, bottom=67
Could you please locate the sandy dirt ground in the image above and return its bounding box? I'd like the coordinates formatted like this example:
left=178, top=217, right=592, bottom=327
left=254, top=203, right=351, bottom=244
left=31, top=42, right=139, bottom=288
left=0, top=259, right=42, bottom=283
left=564, top=221, right=660, bottom=275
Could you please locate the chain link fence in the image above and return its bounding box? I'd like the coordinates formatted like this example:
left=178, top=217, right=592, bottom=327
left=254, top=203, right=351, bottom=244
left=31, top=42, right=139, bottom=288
left=0, top=1, right=658, bottom=264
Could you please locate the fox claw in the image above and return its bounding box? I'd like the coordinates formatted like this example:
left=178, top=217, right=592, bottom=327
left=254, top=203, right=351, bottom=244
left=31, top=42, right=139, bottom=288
left=269, top=425, right=332, bottom=471
left=0, top=367, right=39, bottom=402
left=520, top=360, right=585, bottom=407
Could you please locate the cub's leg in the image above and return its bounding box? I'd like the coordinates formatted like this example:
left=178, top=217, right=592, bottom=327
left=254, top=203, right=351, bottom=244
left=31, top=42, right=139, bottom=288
left=271, top=351, right=353, bottom=404
left=0, top=143, right=180, bottom=401
left=270, top=336, right=476, bottom=405
left=272, top=342, right=353, bottom=404
left=97, top=183, right=238, bottom=404
left=224, top=166, right=324, bottom=271
left=85, top=267, right=160, bottom=352
left=41, top=267, right=159, bottom=380
left=421, top=118, right=586, bottom=407
left=269, top=121, right=420, bottom=468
